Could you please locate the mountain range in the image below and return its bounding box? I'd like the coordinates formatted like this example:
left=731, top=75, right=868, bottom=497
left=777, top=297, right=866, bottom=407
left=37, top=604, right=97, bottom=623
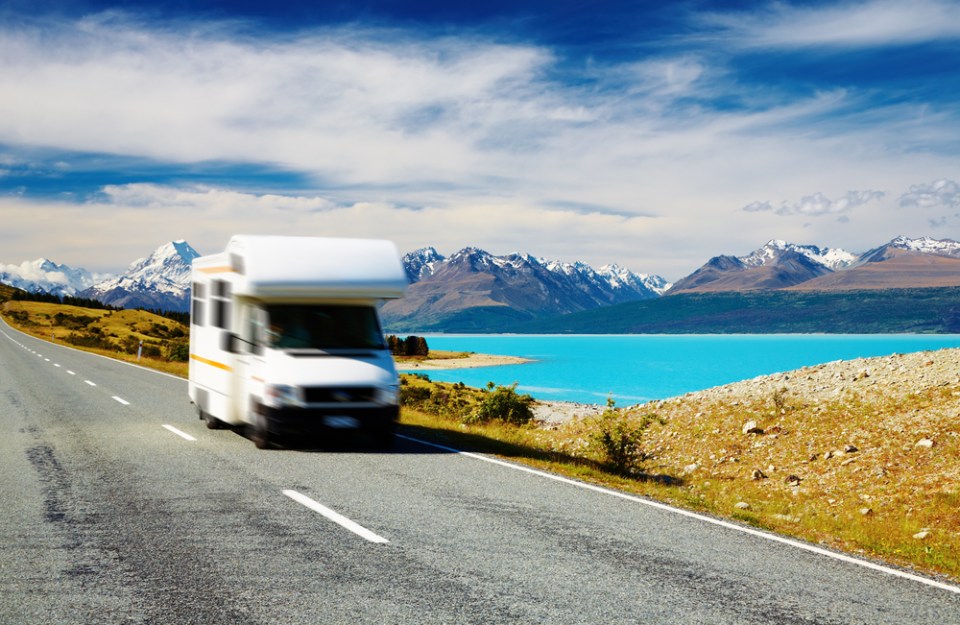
left=380, top=247, right=669, bottom=331
left=1, top=241, right=199, bottom=312
left=3, top=235, right=960, bottom=331
left=667, top=236, right=960, bottom=294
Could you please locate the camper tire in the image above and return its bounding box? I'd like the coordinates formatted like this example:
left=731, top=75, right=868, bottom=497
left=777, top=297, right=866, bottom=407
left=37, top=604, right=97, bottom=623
left=200, top=409, right=226, bottom=430
left=249, top=412, right=273, bottom=450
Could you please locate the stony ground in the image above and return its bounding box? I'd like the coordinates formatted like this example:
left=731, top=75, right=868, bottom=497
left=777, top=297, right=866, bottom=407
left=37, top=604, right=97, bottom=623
left=533, top=348, right=960, bottom=579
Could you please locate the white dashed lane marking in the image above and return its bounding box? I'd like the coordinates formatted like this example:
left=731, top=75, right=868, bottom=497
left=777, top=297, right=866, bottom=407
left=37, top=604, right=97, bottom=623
left=112, top=396, right=130, bottom=406
left=283, top=489, right=389, bottom=544
left=162, top=425, right=196, bottom=441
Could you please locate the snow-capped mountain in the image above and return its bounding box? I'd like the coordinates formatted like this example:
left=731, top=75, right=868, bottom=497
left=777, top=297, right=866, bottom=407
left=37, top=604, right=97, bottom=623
left=402, top=247, right=446, bottom=283
left=384, top=247, right=669, bottom=331
left=858, top=235, right=960, bottom=263
left=670, top=235, right=960, bottom=294
left=403, top=247, right=670, bottom=295
left=740, top=240, right=858, bottom=271
left=0, top=258, right=112, bottom=297
left=79, top=240, right=200, bottom=312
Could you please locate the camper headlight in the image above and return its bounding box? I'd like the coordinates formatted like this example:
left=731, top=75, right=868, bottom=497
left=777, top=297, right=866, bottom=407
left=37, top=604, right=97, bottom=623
left=264, top=383, right=302, bottom=408
left=376, top=384, right=400, bottom=406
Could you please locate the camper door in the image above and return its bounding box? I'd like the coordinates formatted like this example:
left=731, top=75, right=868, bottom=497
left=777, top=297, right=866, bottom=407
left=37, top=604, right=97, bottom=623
left=232, top=304, right=266, bottom=422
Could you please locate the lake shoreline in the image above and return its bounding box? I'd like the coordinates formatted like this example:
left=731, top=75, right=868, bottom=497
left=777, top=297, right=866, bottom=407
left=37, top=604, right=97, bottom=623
left=396, top=353, right=532, bottom=370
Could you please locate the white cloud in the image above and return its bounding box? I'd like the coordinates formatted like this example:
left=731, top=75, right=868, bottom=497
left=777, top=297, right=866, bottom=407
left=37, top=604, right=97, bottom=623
left=899, top=179, right=960, bottom=209
left=701, top=0, right=960, bottom=48
left=0, top=186, right=663, bottom=275
left=742, top=200, right=773, bottom=213
left=743, top=190, right=885, bottom=216
left=0, top=13, right=958, bottom=280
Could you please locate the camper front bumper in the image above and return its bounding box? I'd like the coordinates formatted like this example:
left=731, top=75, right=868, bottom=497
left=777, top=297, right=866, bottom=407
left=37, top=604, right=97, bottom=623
left=258, top=405, right=399, bottom=437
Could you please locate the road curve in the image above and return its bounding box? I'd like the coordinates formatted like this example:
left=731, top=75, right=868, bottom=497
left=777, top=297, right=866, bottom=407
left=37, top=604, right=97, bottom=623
left=1, top=317, right=958, bottom=624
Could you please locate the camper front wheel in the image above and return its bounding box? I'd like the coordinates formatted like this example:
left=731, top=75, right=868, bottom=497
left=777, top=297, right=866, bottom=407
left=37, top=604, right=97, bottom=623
left=199, top=408, right=226, bottom=430
left=249, top=411, right=273, bottom=449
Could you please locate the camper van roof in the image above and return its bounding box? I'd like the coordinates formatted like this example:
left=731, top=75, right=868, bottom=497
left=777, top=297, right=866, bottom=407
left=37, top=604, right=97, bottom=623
left=218, top=235, right=407, bottom=299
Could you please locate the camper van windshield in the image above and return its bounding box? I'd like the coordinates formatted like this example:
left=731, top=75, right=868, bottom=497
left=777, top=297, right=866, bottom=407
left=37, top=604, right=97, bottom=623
left=263, top=305, right=385, bottom=350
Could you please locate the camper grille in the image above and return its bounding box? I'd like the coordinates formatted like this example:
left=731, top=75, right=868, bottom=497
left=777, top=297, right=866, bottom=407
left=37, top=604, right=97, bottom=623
left=302, top=386, right=377, bottom=404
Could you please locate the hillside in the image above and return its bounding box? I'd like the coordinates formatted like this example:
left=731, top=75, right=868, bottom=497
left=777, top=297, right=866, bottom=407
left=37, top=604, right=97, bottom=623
left=788, top=253, right=960, bottom=291
left=0, top=297, right=190, bottom=376
left=507, top=288, right=960, bottom=334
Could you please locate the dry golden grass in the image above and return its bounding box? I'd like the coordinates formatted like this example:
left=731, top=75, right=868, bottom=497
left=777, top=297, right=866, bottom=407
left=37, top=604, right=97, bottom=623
left=1, top=300, right=189, bottom=377
left=630, top=386, right=960, bottom=580
left=401, top=371, right=960, bottom=583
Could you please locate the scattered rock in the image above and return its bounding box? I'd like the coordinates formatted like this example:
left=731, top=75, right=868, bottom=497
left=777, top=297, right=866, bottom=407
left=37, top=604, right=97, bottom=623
left=844, top=444, right=859, bottom=453
left=859, top=507, right=873, bottom=516
left=735, top=501, right=751, bottom=510
left=683, top=463, right=699, bottom=474
left=742, top=420, right=764, bottom=435
left=785, top=475, right=802, bottom=487
left=751, top=469, right=767, bottom=481
left=915, top=438, right=935, bottom=449
left=913, top=530, right=931, bottom=540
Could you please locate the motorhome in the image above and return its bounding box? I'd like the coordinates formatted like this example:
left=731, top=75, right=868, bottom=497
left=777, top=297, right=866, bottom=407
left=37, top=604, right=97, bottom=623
left=187, top=235, right=408, bottom=449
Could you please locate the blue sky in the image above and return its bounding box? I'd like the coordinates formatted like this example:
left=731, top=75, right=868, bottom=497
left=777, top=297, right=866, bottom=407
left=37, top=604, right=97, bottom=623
left=1, top=0, right=959, bottom=279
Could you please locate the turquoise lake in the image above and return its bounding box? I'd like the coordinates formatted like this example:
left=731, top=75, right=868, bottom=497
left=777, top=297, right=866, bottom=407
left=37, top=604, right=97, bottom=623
left=405, top=335, right=960, bottom=405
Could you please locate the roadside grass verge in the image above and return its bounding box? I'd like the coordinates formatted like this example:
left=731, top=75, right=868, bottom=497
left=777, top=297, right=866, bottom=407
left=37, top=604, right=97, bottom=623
left=399, top=374, right=960, bottom=584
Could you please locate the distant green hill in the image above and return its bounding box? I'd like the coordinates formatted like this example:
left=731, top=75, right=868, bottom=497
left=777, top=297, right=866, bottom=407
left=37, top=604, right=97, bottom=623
left=503, top=287, right=960, bottom=334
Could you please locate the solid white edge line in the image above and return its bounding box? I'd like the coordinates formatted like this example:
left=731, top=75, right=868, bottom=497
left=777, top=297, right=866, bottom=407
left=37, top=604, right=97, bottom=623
left=162, top=424, right=197, bottom=441
left=112, top=396, right=130, bottom=406
left=283, top=489, right=389, bottom=544
left=396, top=433, right=960, bottom=596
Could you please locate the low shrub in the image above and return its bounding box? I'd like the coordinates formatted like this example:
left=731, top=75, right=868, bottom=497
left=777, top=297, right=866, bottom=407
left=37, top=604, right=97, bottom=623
left=591, top=409, right=663, bottom=476
left=469, top=383, right=534, bottom=425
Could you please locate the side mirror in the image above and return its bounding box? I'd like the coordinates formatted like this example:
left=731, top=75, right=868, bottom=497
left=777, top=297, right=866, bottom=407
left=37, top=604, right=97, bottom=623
left=220, top=332, right=238, bottom=353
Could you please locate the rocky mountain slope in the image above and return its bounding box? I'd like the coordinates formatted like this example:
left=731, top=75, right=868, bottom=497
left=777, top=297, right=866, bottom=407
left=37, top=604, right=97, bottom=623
left=381, top=247, right=669, bottom=331
left=78, top=240, right=199, bottom=312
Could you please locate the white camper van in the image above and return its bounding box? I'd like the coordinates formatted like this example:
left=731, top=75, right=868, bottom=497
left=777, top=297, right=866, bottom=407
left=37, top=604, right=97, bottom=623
left=187, top=235, right=408, bottom=449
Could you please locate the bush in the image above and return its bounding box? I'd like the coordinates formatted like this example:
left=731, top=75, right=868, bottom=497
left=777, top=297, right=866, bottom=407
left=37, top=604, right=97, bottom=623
left=167, top=342, right=189, bottom=362
left=469, top=383, right=534, bottom=425
left=591, top=410, right=663, bottom=476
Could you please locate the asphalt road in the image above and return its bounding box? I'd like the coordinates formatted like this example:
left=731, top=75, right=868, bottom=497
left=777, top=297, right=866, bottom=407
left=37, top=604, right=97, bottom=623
left=1, top=318, right=958, bottom=624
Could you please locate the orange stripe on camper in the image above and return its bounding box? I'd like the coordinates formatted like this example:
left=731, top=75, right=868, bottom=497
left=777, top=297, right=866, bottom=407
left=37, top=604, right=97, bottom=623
left=196, top=266, right=235, bottom=274
left=190, top=353, right=233, bottom=372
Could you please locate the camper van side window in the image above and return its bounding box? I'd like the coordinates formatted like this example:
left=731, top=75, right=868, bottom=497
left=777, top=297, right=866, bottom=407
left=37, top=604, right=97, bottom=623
left=191, top=282, right=205, bottom=327
left=212, top=280, right=231, bottom=330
